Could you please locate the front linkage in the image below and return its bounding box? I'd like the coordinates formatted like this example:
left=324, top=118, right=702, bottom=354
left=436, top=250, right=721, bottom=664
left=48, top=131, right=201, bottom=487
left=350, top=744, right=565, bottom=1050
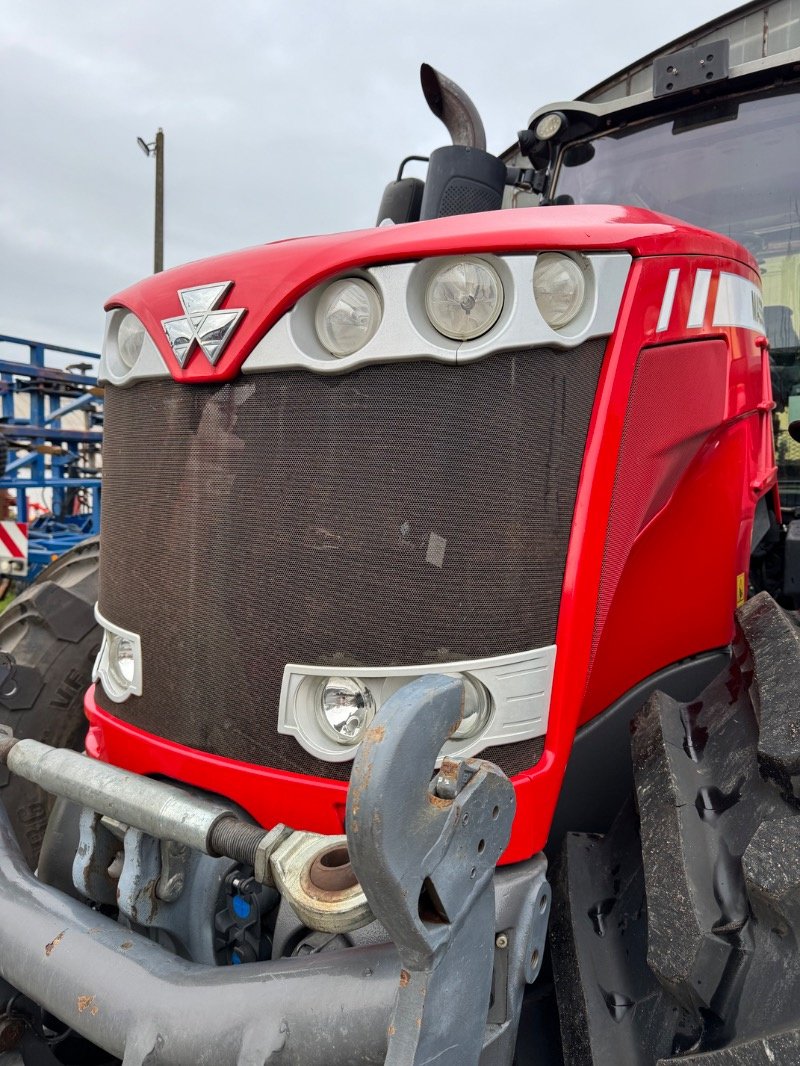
left=0, top=675, right=549, bottom=1065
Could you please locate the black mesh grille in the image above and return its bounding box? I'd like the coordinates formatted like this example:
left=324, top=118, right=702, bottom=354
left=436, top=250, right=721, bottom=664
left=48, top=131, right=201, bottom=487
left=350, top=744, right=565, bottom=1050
left=98, top=342, right=605, bottom=779
left=439, top=179, right=503, bottom=217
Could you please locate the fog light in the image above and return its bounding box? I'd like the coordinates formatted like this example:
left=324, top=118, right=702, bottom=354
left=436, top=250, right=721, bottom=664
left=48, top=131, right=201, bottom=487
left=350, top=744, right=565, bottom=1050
left=451, top=676, right=492, bottom=741
left=318, top=676, right=376, bottom=744
left=315, top=279, right=382, bottom=357
left=92, top=607, right=143, bottom=703
left=116, top=312, right=147, bottom=370
left=109, top=634, right=136, bottom=688
left=425, top=257, right=503, bottom=340
left=532, top=253, right=586, bottom=328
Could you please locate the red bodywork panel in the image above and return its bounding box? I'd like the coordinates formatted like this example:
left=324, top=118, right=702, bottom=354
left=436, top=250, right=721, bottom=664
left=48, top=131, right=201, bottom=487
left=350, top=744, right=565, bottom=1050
left=90, top=206, right=775, bottom=862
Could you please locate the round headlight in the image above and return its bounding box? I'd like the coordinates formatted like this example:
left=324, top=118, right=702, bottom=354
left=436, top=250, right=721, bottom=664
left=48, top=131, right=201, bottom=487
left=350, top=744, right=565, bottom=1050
left=318, top=676, right=376, bottom=745
left=117, top=312, right=147, bottom=370
left=532, top=253, right=586, bottom=329
left=451, top=676, right=492, bottom=741
left=315, top=279, right=382, bottom=357
left=534, top=112, right=565, bottom=141
left=425, top=257, right=503, bottom=341
left=108, top=633, right=136, bottom=688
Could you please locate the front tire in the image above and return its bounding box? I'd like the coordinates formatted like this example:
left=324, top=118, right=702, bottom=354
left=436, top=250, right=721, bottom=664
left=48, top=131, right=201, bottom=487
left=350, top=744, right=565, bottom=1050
left=0, top=538, right=99, bottom=868
left=550, top=592, right=800, bottom=1063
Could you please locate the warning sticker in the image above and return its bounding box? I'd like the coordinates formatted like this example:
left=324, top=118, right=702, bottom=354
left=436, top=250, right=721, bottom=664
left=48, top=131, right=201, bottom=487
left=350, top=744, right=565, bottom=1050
left=736, top=572, right=746, bottom=608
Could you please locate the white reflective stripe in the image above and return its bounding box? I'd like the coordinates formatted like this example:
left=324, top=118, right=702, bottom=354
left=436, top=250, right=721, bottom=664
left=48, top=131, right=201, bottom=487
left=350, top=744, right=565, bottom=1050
left=713, top=272, right=765, bottom=332
left=0, top=522, right=28, bottom=560
left=687, top=269, right=712, bottom=328
left=656, top=268, right=680, bottom=332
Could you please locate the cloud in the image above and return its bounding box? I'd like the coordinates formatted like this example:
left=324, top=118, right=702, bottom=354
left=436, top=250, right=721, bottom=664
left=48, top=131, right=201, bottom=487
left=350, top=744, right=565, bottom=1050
left=0, top=0, right=736, bottom=351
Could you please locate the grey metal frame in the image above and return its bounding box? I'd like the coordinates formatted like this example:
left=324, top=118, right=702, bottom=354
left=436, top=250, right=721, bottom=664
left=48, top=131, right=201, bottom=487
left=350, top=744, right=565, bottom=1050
left=0, top=675, right=550, bottom=1065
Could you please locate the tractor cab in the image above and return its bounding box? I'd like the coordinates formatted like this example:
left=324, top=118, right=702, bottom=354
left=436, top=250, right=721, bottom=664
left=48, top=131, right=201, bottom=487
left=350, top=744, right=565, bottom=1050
left=509, top=1, right=800, bottom=525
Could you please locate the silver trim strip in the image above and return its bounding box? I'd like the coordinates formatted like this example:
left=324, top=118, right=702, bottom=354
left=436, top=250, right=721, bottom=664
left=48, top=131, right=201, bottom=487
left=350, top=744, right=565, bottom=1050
left=243, top=253, right=631, bottom=375
left=278, top=644, right=557, bottom=764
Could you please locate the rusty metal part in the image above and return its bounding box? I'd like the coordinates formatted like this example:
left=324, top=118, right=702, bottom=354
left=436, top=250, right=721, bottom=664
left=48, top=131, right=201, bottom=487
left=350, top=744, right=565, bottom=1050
left=0, top=800, right=399, bottom=1065
left=117, top=827, right=162, bottom=925
left=271, top=832, right=372, bottom=933
left=347, top=674, right=516, bottom=1066
left=435, top=756, right=478, bottom=800
left=156, top=839, right=189, bottom=902
left=0, top=733, right=18, bottom=762
left=307, top=844, right=358, bottom=893
left=420, top=63, right=487, bottom=150
left=73, top=809, right=120, bottom=905
left=207, top=815, right=267, bottom=863
left=0, top=1015, right=25, bottom=1052
left=0, top=703, right=551, bottom=1064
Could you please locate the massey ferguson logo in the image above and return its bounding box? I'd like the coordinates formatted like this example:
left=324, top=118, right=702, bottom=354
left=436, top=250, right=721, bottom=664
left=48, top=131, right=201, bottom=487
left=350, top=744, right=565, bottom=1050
left=161, top=282, right=245, bottom=367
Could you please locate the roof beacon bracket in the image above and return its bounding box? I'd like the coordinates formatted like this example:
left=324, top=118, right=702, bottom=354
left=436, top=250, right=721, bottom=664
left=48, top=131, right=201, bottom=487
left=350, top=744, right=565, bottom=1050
left=653, top=38, right=730, bottom=98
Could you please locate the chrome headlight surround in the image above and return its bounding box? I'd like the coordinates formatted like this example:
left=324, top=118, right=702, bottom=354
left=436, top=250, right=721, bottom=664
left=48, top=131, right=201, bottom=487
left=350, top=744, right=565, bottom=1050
left=92, top=606, right=143, bottom=703
left=278, top=644, right=556, bottom=764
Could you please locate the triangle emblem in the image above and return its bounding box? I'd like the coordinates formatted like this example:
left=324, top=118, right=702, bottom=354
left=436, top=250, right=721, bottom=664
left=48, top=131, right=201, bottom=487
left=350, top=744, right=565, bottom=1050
left=161, top=283, right=245, bottom=368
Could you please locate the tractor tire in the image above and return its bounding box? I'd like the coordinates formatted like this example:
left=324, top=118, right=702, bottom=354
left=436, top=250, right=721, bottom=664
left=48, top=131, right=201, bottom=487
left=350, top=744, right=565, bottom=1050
left=0, top=538, right=99, bottom=869
left=549, top=591, right=800, bottom=1065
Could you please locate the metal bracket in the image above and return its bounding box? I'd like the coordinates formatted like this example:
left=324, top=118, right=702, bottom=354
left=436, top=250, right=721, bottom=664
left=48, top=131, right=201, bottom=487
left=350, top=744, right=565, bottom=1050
left=118, top=827, right=163, bottom=925
left=157, top=839, right=189, bottom=902
left=347, top=674, right=516, bottom=1066
left=653, top=38, right=730, bottom=97
left=73, top=808, right=120, bottom=906
left=270, top=831, right=372, bottom=933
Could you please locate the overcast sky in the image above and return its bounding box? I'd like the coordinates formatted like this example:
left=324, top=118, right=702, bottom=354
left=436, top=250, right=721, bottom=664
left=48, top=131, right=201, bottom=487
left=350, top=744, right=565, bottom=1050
left=1, top=0, right=736, bottom=354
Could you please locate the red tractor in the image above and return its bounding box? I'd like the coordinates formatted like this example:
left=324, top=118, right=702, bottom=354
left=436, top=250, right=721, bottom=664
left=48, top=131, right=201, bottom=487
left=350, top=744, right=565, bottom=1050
left=0, top=2, right=798, bottom=1063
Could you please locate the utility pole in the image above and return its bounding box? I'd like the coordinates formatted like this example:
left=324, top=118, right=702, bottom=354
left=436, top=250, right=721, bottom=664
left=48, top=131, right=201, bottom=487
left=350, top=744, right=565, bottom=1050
left=137, top=128, right=165, bottom=273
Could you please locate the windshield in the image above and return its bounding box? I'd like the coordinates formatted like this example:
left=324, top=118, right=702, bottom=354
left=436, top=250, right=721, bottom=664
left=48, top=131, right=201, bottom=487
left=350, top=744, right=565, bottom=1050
left=554, top=90, right=800, bottom=507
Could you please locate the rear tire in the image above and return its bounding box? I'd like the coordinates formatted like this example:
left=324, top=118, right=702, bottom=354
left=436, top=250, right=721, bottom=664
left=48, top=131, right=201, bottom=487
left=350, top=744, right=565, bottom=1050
left=0, top=538, right=99, bottom=868
left=550, top=592, right=800, bottom=1064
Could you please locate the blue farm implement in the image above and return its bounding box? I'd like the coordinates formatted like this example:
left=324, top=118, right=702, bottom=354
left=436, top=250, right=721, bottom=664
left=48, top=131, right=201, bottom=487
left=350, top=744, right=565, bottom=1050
left=0, top=335, right=102, bottom=582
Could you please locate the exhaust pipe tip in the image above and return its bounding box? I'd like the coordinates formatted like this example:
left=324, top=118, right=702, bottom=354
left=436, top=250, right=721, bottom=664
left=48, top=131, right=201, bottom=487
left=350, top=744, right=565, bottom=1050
left=420, top=62, right=487, bottom=151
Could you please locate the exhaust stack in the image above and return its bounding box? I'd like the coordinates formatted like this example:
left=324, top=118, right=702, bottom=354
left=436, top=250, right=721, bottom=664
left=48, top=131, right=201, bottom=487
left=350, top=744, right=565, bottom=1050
left=376, top=64, right=506, bottom=225
left=419, top=62, right=487, bottom=150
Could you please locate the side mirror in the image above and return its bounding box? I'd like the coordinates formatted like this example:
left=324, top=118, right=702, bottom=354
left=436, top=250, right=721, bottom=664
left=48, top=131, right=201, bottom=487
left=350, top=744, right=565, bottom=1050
left=376, top=176, right=425, bottom=226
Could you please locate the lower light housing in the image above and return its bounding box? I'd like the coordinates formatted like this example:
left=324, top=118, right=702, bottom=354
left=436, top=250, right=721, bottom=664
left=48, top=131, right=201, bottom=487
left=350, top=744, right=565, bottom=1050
left=92, top=606, right=143, bottom=703
left=278, top=644, right=556, bottom=764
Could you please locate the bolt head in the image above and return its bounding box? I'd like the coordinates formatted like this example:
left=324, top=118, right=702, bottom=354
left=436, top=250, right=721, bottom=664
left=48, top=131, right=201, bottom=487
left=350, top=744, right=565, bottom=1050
left=495, top=933, right=509, bottom=949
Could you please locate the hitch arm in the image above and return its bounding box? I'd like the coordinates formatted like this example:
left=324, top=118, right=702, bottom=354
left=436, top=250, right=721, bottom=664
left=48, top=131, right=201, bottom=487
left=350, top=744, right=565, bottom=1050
left=346, top=674, right=516, bottom=1066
